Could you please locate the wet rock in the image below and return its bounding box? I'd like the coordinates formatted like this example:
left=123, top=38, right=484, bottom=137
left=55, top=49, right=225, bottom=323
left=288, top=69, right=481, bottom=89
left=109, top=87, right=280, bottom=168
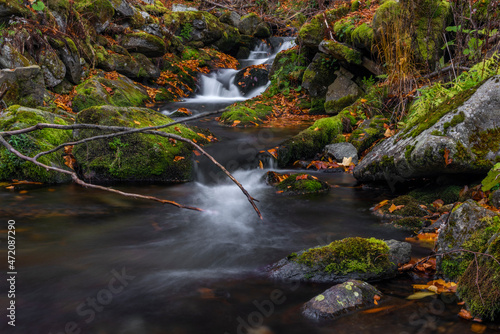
left=39, top=49, right=66, bottom=88
left=120, top=32, right=166, bottom=57
left=219, top=11, right=241, bottom=27
left=268, top=237, right=411, bottom=283
left=72, top=72, right=149, bottom=112
left=354, top=76, right=500, bottom=183
left=302, top=280, right=381, bottom=320
left=74, top=0, right=114, bottom=34
left=0, top=106, right=73, bottom=183
left=95, top=46, right=160, bottom=79
left=0, top=66, right=45, bottom=108
left=73, top=106, right=204, bottom=183
left=234, top=66, right=269, bottom=96
left=324, top=67, right=362, bottom=115
left=323, top=142, right=358, bottom=164
left=172, top=4, right=198, bottom=12
left=302, top=53, right=337, bottom=98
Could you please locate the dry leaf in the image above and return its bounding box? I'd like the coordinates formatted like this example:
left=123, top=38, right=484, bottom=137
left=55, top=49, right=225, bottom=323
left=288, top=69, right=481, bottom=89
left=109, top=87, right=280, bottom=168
left=232, top=120, right=241, bottom=127
left=458, top=308, right=473, bottom=320
left=432, top=199, right=444, bottom=208
left=388, top=203, right=405, bottom=213
left=258, top=160, right=263, bottom=169
left=338, top=156, right=353, bottom=167
left=444, top=147, right=453, bottom=166
left=133, top=120, right=141, bottom=125
left=267, top=148, right=278, bottom=159
left=296, top=174, right=308, bottom=180
left=373, top=199, right=389, bottom=211
left=406, top=291, right=436, bottom=300
left=471, top=323, right=487, bottom=334
left=173, top=156, right=185, bottom=162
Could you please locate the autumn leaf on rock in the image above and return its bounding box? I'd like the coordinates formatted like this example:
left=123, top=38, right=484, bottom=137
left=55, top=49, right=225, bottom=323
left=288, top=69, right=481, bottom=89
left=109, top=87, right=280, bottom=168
left=458, top=308, right=473, bottom=320
left=444, top=148, right=453, bottom=166
left=373, top=199, right=389, bottom=211
left=133, top=120, right=141, bottom=125
left=267, top=148, right=278, bottom=159
left=193, top=150, right=201, bottom=156
left=232, top=120, right=241, bottom=127
left=258, top=160, right=263, bottom=169
left=296, top=174, right=308, bottom=180
left=173, top=156, right=185, bottom=162
left=432, top=199, right=444, bottom=209
left=388, top=203, right=405, bottom=213
left=174, top=126, right=182, bottom=134
left=338, top=156, right=353, bottom=167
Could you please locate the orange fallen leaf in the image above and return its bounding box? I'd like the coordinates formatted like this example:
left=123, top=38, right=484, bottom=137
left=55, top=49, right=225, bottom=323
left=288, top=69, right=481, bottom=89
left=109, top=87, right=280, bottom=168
left=6, top=186, right=14, bottom=190
left=388, top=203, right=405, bottom=213
left=232, top=120, right=241, bottom=127
left=133, top=120, right=141, bottom=125
left=471, top=323, right=487, bottom=334
left=258, top=160, right=263, bottom=169
left=296, top=174, right=308, bottom=180
left=433, top=199, right=444, bottom=208
left=174, top=126, right=182, bottom=134
left=444, top=148, right=452, bottom=166
left=19, top=190, right=28, bottom=194
left=458, top=308, right=473, bottom=320
left=360, top=98, right=368, bottom=103
left=267, top=148, right=278, bottom=159
left=373, top=199, right=389, bottom=211
left=362, top=305, right=395, bottom=314
left=193, top=150, right=201, bottom=156
left=173, top=156, right=185, bottom=162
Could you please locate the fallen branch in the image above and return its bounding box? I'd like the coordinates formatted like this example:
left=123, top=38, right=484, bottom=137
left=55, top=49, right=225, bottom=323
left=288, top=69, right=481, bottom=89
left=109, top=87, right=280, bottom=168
left=0, top=109, right=263, bottom=219
left=422, top=65, right=470, bottom=79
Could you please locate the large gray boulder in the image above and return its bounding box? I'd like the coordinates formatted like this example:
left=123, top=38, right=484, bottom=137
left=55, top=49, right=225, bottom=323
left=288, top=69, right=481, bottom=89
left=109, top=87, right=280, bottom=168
left=238, top=13, right=270, bottom=38
left=111, top=0, right=134, bottom=17
left=302, top=280, right=381, bottom=321
left=323, top=142, right=359, bottom=164
left=0, top=43, right=36, bottom=69
left=0, top=66, right=45, bottom=108
left=120, top=32, right=166, bottom=57
left=267, top=238, right=411, bottom=283
left=49, top=37, right=82, bottom=84
left=354, top=76, right=500, bottom=183
left=324, top=67, right=362, bottom=115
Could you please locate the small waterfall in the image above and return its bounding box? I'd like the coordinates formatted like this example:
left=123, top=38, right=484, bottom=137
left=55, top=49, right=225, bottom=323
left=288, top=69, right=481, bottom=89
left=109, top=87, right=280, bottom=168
left=187, top=37, right=296, bottom=103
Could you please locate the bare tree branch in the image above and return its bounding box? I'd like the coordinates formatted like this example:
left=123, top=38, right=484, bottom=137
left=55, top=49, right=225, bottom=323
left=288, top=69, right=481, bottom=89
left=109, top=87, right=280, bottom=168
left=0, top=109, right=264, bottom=219
left=0, top=135, right=203, bottom=211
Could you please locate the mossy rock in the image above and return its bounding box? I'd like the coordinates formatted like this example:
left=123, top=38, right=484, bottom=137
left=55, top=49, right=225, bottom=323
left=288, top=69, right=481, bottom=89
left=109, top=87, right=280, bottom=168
left=0, top=66, right=46, bottom=108
left=351, top=23, right=374, bottom=51
left=278, top=112, right=352, bottom=167
left=302, top=53, right=338, bottom=98
left=297, top=5, right=350, bottom=48
left=0, top=106, right=73, bottom=183
left=0, top=0, right=32, bottom=19
left=318, top=40, right=362, bottom=65
left=408, top=184, right=463, bottom=204
left=94, top=46, right=160, bottom=79
left=72, top=73, right=149, bottom=112
left=348, top=116, right=386, bottom=154
left=73, top=106, right=204, bottom=183
left=481, top=163, right=500, bottom=192
left=266, top=172, right=329, bottom=195
left=268, top=237, right=411, bottom=283
left=219, top=101, right=273, bottom=126
left=373, top=195, right=430, bottom=221
left=120, top=32, right=166, bottom=57
left=74, top=0, right=114, bottom=32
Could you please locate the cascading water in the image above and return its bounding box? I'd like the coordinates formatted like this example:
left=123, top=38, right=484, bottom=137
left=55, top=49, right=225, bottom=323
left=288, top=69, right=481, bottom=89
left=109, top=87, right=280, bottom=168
left=184, top=37, right=296, bottom=103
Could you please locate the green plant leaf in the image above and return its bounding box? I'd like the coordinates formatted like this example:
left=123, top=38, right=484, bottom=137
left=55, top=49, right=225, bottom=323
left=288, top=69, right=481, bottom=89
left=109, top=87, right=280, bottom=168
left=32, top=1, right=46, bottom=11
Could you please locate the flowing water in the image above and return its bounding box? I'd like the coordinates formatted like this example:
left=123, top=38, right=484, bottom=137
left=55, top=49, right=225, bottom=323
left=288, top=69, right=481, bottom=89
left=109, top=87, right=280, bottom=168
left=1, top=39, right=499, bottom=334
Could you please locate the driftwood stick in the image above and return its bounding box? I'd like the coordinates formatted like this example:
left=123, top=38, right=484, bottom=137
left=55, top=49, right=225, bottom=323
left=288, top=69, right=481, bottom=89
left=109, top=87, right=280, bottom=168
left=0, top=135, right=203, bottom=211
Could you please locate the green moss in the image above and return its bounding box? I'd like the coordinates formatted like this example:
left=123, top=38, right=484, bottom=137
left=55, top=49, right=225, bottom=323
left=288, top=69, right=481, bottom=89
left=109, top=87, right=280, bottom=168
left=293, top=237, right=392, bottom=275
left=219, top=103, right=273, bottom=126
left=470, top=128, right=500, bottom=169
left=297, top=5, right=350, bottom=46
left=276, top=173, right=328, bottom=194
left=74, top=0, right=114, bottom=25
left=406, top=86, right=479, bottom=138
left=405, top=145, right=415, bottom=161
left=351, top=23, right=374, bottom=49
left=481, top=163, right=500, bottom=192
left=277, top=115, right=343, bottom=167
left=309, top=98, right=326, bottom=115
left=324, top=95, right=358, bottom=115
left=333, top=18, right=356, bottom=43
left=392, top=217, right=426, bottom=231
left=0, top=107, right=73, bottom=183
left=73, top=106, right=203, bottom=182
left=319, top=40, right=362, bottom=64
left=443, top=111, right=465, bottom=132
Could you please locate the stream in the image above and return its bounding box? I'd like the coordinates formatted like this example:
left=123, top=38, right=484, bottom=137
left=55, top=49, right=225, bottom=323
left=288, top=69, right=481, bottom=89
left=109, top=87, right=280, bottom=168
left=1, top=39, right=499, bottom=334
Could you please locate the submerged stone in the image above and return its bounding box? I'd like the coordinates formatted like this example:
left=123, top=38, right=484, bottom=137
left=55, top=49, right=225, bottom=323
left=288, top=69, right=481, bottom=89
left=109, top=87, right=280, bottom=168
left=302, top=280, right=381, bottom=320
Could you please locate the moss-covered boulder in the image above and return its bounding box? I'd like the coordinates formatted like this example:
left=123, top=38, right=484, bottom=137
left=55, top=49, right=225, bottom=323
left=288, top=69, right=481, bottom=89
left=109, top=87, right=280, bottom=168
left=0, top=106, right=73, bottom=183
left=297, top=5, right=350, bottom=48
left=277, top=114, right=346, bottom=167
left=73, top=106, right=203, bottom=183
left=265, top=172, right=329, bottom=195
left=348, top=116, right=386, bottom=154
left=0, top=0, right=31, bottom=19
left=74, top=0, right=114, bottom=33
left=318, top=40, right=363, bottom=65
left=72, top=73, right=149, bottom=112
left=0, top=66, right=46, bottom=108
left=354, top=76, right=500, bottom=183
left=267, top=237, right=411, bottom=283
left=302, top=53, right=338, bottom=98
left=120, top=32, right=166, bottom=57
left=237, top=13, right=270, bottom=38
left=219, top=99, right=273, bottom=126
left=436, top=204, right=500, bottom=320
left=372, top=195, right=430, bottom=222
left=95, top=46, right=160, bottom=79
left=302, top=280, right=382, bottom=321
